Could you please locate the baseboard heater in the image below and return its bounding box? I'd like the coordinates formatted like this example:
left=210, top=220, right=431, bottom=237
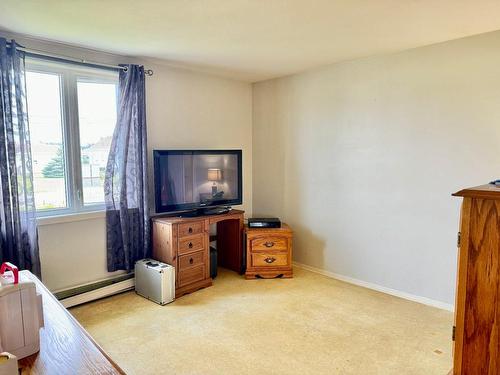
left=54, top=273, right=135, bottom=308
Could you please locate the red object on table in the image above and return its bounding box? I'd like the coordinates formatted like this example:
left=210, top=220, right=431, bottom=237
left=0, top=262, right=19, bottom=284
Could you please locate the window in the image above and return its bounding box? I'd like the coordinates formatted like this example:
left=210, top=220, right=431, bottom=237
left=26, top=59, right=118, bottom=215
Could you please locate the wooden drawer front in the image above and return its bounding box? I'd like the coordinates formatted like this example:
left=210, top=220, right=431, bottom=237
left=251, top=236, right=288, bottom=251
left=251, top=252, right=289, bottom=268
left=178, top=234, right=205, bottom=255
left=178, top=264, right=205, bottom=287
left=178, top=250, right=204, bottom=270
left=178, top=222, right=204, bottom=238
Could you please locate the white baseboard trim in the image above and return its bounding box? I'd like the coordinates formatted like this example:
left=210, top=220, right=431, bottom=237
left=293, top=261, right=454, bottom=312
left=60, top=279, right=135, bottom=308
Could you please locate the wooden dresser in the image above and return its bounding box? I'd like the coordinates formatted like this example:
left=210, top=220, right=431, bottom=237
left=244, top=223, right=293, bottom=279
left=152, top=210, right=244, bottom=297
left=451, top=184, right=500, bottom=375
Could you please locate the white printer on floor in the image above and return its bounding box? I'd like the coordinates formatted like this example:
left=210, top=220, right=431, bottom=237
left=135, top=259, right=175, bottom=305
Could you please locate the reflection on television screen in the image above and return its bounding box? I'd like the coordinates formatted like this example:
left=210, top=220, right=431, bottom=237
left=154, top=150, right=242, bottom=213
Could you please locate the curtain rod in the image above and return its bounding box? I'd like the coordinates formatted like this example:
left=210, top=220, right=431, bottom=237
left=6, top=41, right=153, bottom=76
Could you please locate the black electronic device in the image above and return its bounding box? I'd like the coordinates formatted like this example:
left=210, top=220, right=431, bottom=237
left=210, top=246, right=217, bottom=279
left=248, top=218, right=281, bottom=228
left=153, top=149, right=242, bottom=215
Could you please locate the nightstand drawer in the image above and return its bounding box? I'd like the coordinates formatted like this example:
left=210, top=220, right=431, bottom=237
left=251, top=252, right=289, bottom=267
left=178, top=221, right=204, bottom=237
left=178, top=250, right=204, bottom=270
left=178, top=264, right=205, bottom=287
left=178, top=234, right=205, bottom=255
left=251, top=236, right=288, bottom=251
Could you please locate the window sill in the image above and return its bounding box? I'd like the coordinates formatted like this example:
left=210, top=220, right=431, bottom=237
left=37, top=210, right=106, bottom=226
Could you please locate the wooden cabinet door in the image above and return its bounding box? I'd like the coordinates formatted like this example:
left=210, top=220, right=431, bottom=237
left=453, top=198, right=471, bottom=374
left=454, top=197, right=500, bottom=374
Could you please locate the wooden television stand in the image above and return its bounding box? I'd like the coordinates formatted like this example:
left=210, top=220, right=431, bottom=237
left=152, top=209, right=244, bottom=298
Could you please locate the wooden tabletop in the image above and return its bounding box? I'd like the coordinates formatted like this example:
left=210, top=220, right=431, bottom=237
left=152, top=209, right=245, bottom=224
left=453, top=184, right=500, bottom=200
left=18, top=271, right=124, bottom=375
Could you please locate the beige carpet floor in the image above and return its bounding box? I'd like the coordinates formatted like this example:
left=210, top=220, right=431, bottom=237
left=71, top=267, right=453, bottom=375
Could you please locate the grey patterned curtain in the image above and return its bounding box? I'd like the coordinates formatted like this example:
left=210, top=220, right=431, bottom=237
left=105, top=64, right=149, bottom=272
left=0, top=38, right=40, bottom=277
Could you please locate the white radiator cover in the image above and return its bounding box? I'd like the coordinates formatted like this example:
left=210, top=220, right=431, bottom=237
left=60, top=278, right=135, bottom=308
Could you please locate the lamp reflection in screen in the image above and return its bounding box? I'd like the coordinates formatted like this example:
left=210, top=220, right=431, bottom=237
left=207, top=168, right=222, bottom=196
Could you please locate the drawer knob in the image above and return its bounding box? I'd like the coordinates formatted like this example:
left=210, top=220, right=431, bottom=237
left=264, top=257, right=276, bottom=264
left=264, top=242, right=275, bottom=248
left=189, top=258, right=194, bottom=264
left=188, top=227, right=193, bottom=233
left=188, top=242, right=193, bottom=248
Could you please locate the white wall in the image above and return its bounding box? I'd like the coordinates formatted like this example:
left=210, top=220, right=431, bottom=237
left=2, top=33, right=252, bottom=291
left=252, top=30, right=500, bottom=306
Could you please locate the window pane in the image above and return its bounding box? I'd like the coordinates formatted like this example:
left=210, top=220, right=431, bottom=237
left=77, top=79, right=117, bottom=205
left=26, top=71, right=67, bottom=210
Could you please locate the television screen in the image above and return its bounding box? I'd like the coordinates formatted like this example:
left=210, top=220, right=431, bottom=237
left=154, top=150, right=242, bottom=213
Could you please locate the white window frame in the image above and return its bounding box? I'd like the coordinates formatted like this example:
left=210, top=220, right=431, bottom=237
left=26, top=58, right=119, bottom=217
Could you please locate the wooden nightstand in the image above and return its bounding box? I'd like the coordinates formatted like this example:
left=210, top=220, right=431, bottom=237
left=244, top=223, right=293, bottom=279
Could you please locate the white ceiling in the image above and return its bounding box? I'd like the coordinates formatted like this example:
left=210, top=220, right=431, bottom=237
left=1, top=0, right=500, bottom=82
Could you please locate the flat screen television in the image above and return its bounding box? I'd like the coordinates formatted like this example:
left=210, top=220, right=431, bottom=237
left=153, top=150, right=242, bottom=214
